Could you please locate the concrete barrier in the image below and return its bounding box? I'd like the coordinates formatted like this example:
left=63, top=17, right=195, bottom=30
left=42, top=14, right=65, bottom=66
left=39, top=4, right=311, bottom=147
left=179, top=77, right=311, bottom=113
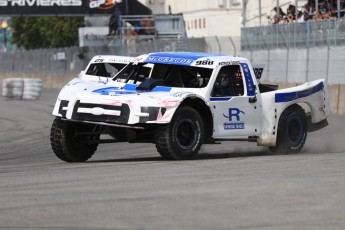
left=323, top=85, right=345, bottom=115
left=0, top=72, right=76, bottom=89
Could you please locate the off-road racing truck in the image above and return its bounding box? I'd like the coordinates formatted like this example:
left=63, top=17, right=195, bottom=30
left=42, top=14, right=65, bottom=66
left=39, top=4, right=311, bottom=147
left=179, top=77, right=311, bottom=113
left=50, top=52, right=330, bottom=162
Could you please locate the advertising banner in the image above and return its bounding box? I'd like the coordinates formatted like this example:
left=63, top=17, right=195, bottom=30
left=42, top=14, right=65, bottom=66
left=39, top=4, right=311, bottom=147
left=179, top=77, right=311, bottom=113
left=0, top=0, right=151, bottom=15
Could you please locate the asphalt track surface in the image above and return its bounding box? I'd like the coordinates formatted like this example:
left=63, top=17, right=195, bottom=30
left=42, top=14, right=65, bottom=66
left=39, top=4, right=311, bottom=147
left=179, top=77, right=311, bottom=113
left=1, top=89, right=345, bottom=230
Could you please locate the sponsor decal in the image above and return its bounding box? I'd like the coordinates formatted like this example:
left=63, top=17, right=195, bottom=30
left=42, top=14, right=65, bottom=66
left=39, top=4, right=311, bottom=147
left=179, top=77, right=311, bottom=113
left=0, top=0, right=82, bottom=6
left=89, top=0, right=121, bottom=10
left=157, top=110, right=173, bottom=122
left=219, top=61, right=240, bottom=66
left=93, top=59, right=104, bottom=63
left=157, top=99, right=180, bottom=107
left=147, top=56, right=194, bottom=65
left=223, top=108, right=245, bottom=130
left=171, top=92, right=189, bottom=98
left=134, top=57, right=143, bottom=62
left=108, top=59, right=131, bottom=63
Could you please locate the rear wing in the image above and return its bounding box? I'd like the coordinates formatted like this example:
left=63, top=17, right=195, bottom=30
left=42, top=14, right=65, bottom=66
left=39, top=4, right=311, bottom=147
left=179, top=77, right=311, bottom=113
left=252, top=64, right=265, bottom=82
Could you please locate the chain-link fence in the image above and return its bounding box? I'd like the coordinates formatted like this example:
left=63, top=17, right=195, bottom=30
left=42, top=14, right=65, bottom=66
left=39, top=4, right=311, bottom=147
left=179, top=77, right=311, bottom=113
left=241, top=19, right=345, bottom=85
left=0, top=36, right=240, bottom=75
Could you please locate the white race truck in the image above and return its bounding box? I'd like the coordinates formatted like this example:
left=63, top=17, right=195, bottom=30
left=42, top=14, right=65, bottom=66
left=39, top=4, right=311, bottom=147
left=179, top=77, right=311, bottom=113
left=51, top=52, right=330, bottom=161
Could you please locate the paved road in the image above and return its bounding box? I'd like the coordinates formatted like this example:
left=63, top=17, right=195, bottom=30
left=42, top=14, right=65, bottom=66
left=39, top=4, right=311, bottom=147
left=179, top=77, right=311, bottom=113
left=1, top=89, right=345, bottom=230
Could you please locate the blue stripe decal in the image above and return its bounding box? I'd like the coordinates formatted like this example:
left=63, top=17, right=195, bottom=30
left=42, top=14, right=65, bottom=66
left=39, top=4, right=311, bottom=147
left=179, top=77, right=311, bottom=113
left=210, top=97, right=232, bottom=101
left=152, top=86, right=172, bottom=92
left=92, top=87, right=119, bottom=94
left=92, top=87, right=137, bottom=95
left=92, top=84, right=172, bottom=96
left=240, top=63, right=255, bottom=96
left=275, top=81, right=324, bottom=103
left=123, top=84, right=137, bottom=90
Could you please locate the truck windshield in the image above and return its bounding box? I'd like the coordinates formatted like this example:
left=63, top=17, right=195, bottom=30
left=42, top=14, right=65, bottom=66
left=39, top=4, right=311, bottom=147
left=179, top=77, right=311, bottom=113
left=113, top=63, right=151, bottom=84
left=86, top=63, right=127, bottom=78
left=114, top=63, right=212, bottom=89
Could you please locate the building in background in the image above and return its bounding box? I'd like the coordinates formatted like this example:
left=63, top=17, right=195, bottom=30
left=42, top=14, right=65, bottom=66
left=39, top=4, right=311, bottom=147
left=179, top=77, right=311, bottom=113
left=138, top=0, right=243, bottom=37
left=244, top=0, right=309, bottom=27
left=137, top=0, right=332, bottom=33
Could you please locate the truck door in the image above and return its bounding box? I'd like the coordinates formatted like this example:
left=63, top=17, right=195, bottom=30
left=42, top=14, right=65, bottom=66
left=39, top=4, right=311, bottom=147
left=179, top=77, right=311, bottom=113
left=209, top=64, right=261, bottom=139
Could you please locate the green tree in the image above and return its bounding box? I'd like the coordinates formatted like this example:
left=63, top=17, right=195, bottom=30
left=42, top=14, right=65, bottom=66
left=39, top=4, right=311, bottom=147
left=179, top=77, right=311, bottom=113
left=10, top=16, right=84, bottom=50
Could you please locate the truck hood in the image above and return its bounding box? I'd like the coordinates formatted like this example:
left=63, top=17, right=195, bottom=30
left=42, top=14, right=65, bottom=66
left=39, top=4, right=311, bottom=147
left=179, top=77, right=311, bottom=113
left=58, top=78, right=195, bottom=108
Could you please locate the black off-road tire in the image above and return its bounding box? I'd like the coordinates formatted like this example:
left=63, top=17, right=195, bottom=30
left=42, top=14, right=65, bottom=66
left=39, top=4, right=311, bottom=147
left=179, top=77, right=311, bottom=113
left=50, top=117, right=100, bottom=162
left=269, top=105, right=307, bottom=154
left=155, top=106, right=204, bottom=160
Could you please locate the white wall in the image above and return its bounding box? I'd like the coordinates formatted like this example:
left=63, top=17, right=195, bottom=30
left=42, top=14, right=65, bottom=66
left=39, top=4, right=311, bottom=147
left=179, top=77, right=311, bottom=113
left=184, top=10, right=242, bottom=37
left=164, top=0, right=241, bottom=14
left=242, top=46, right=345, bottom=85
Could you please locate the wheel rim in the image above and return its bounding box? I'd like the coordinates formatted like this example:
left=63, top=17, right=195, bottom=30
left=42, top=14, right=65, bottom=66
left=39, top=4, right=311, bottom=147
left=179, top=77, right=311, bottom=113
left=287, top=116, right=303, bottom=145
left=175, top=118, right=197, bottom=149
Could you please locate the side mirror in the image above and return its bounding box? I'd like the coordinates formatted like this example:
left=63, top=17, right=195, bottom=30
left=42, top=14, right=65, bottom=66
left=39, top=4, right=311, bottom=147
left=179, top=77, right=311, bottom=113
left=248, top=85, right=257, bottom=103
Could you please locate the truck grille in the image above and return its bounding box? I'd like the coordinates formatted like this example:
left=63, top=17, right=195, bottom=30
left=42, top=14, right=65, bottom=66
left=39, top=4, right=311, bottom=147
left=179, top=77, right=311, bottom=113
left=72, top=100, right=130, bottom=124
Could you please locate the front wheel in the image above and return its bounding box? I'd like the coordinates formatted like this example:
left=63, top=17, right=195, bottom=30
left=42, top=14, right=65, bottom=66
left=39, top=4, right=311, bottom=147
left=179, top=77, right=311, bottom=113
left=155, top=106, right=204, bottom=160
left=269, top=105, right=307, bottom=154
left=50, top=117, right=100, bottom=162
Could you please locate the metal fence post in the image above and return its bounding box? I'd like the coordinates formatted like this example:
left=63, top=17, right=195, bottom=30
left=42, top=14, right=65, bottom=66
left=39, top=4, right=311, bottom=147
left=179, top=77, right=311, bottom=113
left=306, top=23, right=310, bottom=82
left=215, top=36, right=221, bottom=54
left=285, top=48, right=289, bottom=83
left=229, top=36, right=237, bottom=56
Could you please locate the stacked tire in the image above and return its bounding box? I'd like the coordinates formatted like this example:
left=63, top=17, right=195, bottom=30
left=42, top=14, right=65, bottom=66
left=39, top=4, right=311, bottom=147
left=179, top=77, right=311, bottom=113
left=2, top=78, right=24, bottom=98
left=2, top=78, right=42, bottom=100
left=22, top=78, right=43, bottom=100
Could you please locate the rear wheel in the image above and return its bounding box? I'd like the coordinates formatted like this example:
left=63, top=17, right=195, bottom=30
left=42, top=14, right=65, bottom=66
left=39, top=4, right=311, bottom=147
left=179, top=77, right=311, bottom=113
left=155, top=106, right=204, bottom=160
left=269, top=105, right=307, bottom=154
left=50, top=117, right=100, bottom=162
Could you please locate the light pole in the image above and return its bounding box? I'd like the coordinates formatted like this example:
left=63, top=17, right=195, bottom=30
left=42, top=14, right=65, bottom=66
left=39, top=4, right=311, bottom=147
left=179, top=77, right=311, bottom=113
left=1, top=21, right=8, bottom=48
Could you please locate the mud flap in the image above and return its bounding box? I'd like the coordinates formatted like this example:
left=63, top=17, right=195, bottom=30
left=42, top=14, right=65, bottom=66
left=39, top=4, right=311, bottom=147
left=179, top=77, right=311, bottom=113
left=307, top=116, right=328, bottom=132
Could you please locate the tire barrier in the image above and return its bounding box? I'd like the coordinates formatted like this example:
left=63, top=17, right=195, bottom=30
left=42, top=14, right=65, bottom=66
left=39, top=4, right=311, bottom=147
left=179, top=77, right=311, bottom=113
left=22, top=78, right=43, bottom=100
left=2, top=78, right=24, bottom=98
left=2, top=78, right=43, bottom=100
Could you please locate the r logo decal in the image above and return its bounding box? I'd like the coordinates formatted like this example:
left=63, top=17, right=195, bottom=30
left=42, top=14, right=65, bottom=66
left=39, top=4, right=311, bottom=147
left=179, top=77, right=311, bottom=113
left=223, top=108, right=245, bottom=130
left=223, top=108, right=245, bottom=121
